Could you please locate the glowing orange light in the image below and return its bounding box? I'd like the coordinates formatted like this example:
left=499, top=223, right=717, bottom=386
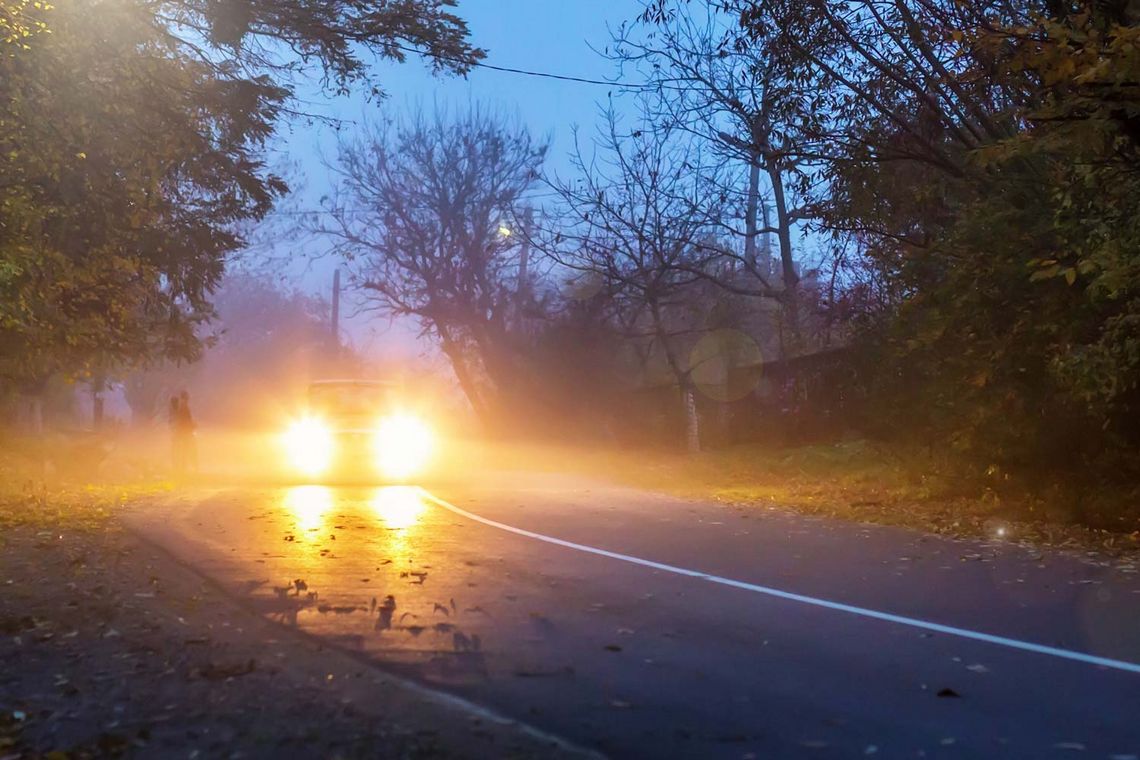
left=373, top=413, right=433, bottom=481
left=283, top=485, right=332, bottom=531
left=370, top=486, right=426, bottom=529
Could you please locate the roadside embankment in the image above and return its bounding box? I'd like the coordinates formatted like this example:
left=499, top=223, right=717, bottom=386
left=471, top=439, right=1140, bottom=559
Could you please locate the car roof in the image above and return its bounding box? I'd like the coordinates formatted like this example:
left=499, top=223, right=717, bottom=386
left=308, top=379, right=396, bottom=388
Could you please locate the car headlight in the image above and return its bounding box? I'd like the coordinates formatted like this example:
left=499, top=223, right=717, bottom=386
left=282, top=417, right=334, bottom=477
left=373, top=413, right=433, bottom=480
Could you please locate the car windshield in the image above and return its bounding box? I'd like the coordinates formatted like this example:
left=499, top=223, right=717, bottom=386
left=308, top=383, right=391, bottom=417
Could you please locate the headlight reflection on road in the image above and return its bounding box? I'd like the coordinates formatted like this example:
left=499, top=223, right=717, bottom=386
left=283, top=485, right=332, bottom=532
left=371, top=486, right=426, bottom=530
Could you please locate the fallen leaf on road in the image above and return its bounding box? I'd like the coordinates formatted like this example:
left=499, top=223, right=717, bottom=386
left=317, top=605, right=357, bottom=615
left=194, top=659, right=257, bottom=681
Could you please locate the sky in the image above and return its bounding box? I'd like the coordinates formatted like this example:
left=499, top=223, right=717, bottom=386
left=259, top=0, right=649, bottom=363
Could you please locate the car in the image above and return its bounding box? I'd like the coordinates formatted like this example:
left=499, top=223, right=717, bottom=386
left=280, top=379, right=433, bottom=482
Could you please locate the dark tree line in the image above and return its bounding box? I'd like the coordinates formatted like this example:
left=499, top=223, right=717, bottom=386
left=313, top=107, right=547, bottom=425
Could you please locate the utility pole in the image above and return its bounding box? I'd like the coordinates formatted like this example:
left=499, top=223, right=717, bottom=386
left=330, top=268, right=341, bottom=348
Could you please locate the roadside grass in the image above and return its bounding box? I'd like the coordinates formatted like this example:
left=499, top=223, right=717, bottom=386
left=516, top=439, right=1140, bottom=555
left=0, top=432, right=171, bottom=535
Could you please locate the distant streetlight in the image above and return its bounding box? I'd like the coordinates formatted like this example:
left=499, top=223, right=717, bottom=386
left=498, top=224, right=512, bottom=238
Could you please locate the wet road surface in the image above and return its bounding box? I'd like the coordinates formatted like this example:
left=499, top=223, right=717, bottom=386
left=126, top=473, right=1140, bottom=758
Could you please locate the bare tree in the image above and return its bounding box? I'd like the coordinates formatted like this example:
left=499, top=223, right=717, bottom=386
left=613, top=1, right=817, bottom=347
left=314, top=105, right=547, bottom=425
left=542, top=106, right=731, bottom=451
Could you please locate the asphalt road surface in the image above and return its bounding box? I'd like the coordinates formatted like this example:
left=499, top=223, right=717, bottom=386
left=126, top=471, right=1140, bottom=759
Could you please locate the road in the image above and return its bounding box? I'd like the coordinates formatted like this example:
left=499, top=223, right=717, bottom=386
left=126, top=471, right=1140, bottom=759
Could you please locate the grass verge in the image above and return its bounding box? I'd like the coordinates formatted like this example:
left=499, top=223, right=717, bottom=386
left=504, top=439, right=1140, bottom=556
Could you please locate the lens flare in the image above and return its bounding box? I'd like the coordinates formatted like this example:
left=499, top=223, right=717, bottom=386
left=371, top=486, right=426, bottom=529
left=373, top=413, right=433, bottom=481
left=282, top=417, right=334, bottom=477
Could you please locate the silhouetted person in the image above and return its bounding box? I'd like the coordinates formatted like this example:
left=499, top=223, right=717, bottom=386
left=172, top=391, right=198, bottom=474
left=168, top=396, right=182, bottom=473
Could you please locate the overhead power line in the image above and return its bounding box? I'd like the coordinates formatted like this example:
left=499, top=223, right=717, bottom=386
left=394, top=44, right=649, bottom=89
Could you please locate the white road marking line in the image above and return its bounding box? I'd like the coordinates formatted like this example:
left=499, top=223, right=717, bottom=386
left=420, top=490, right=1140, bottom=676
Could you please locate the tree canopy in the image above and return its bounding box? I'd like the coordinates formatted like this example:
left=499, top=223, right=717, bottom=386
left=0, top=0, right=479, bottom=392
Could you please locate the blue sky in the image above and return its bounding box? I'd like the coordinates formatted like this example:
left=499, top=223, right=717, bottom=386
left=261, top=0, right=648, bottom=359
left=273, top=0, right=652, bottom=215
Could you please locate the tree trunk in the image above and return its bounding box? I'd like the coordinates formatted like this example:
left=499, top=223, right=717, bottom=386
left=436, top=324, right=491, bottom=427
left=650, top=300, right=700, bottom=453
left=765, top=156, right=801, bottom=352
left=28, top=394, right=44, bottom=435
left=743, top=158, right=761, bottom=270
left=92, top=377, right=105, bottom=431
left=683, top=386, right=700, bottom=454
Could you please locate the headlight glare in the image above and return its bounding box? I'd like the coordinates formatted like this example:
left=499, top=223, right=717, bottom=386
left=282, top=417, right=334, bottom=477
left=373, top=413, right=433, bottom=480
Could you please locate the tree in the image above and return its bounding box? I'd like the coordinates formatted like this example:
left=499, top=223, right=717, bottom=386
left=716, top=0, right=1140, bottom=486
left=314, top=106, right=547, bottom=427
left=618, top=2, right=811, bottom=331
left=0, top=0, right=480, bottom=418
left=2, top=0, right=241, bottom=413
left=544, top=107, right=732, bottom=450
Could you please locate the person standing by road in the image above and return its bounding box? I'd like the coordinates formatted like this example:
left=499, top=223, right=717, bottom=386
left=174, top=390, right=198, bottom=474
left=168, top=395, right=183, bottom=474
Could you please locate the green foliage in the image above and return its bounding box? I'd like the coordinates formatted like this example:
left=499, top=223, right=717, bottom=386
left=890, top=2, right=1140, bottom=480
left=0, top=0, right=478, bottom=395
left=1, top=1, right=245, bottom=388
left=724, top=0, right=1140, bottom=486
left=0, top=0, right=50, bottom=50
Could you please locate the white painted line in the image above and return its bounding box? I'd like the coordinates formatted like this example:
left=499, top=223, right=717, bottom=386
left=420, top=490, right=1140, bottom=676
